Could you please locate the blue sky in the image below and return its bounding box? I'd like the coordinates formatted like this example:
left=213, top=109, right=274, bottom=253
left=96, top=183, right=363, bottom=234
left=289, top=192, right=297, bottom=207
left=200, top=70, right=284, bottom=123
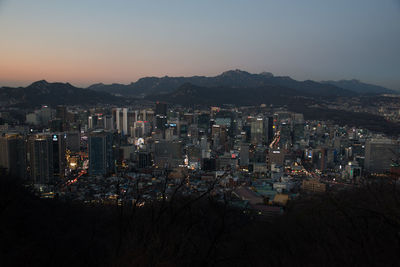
left=0, top=0, right=399, bottom=89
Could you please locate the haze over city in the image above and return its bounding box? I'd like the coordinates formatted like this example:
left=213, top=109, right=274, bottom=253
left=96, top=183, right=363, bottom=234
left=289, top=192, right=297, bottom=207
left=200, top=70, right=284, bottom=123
left=1, top=0, right=399, bottom=89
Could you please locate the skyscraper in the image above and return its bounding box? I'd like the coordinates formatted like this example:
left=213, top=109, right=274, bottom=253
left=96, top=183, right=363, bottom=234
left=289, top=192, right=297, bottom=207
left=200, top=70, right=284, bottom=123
left=122, top=108, right=128, bottom=135
left=88, top=130, right=114, bottom=175
left=51, top=133, right=66, bottom=180
left=0, top=133, right=27, bottom=179
left=155, top=102, right=167, bottom=116
left=28, top=134, right=54, bottom=185
left=251, top=117, right=265, bottom=145
left=155, top=102, right=168, bottom=134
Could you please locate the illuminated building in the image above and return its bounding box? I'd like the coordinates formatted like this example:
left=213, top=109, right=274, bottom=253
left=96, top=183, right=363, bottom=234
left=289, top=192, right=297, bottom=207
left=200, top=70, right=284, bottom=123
left=250, top=116, right=273, bottom=146
left=28, top=134, right=54, bottom=185
left=51, top=133, right=66, bottom=180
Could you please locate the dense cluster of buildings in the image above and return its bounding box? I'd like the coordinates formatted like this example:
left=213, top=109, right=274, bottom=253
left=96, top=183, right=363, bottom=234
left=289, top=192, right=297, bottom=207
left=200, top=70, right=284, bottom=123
left=1, top=102, right=399, bottom=214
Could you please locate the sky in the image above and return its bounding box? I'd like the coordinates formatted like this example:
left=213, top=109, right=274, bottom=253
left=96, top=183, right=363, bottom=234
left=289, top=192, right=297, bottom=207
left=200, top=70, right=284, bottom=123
left=0, top=0, right=399, bottom=89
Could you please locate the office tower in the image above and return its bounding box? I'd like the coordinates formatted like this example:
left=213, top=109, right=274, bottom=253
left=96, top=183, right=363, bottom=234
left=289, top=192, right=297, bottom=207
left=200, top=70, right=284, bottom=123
left=0, top=133, right=26, bottom=179
left=56, top=105, right=67, bottom=122
left=212, top=125, right=227, bottom=150
left=266, top=116, right=274, bottom=145
left=103, top=115, right=113, bottom=130
left=26, top=112, right=40, bottom=125
left=131, top=121, right=151, bottom=138
left=155, top=102, right=168, bottom=134
left=127, top=110, right=136, bottom=134
left=88, top=115, right=98, bottom=129
left=155, top=102, right=167, bottom=116
left=155, top=115, right=167, bottom=130
left=251, top=117, right=265, bottom=145
left=112, top=108, right=119, bottom=130
left=279, top=122, right=291, bottom=146
left=365, top=138, right=400, bottom=172
left=197, top=113, right=210, bottom=132
left=51, top=133, right=66, bottom=180
left=112, top=108, right=122, bottom=133
left=240, top=143, right=250, bottom=166
left=28, top=134, right=54, bottom=185
left=111, top=108, right=129, bottom=135
left=122, top=108, right=128, bottom=135
left=293, top=122, right=305, bottom=144
left=38, top=106, right=53, bottom=125
left=88, top=130, right=114, bottom=175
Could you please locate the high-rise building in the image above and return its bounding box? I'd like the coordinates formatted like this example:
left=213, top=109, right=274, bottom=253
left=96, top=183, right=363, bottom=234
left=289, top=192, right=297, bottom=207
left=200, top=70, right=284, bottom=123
left=155, top=102, right=167, bottom=116
left=266, top=116, right=274, bottom=145
left=0, top=133, right=26, bottom=179
left=197, top=113, right=210, bottom=132
left=103, top=115, right=113, bottom=130
left=51, top=133, right=66, bottom=180
left=88, top=115, right=98, bottom=129
left=251, top=117, right=265, bottom=145
left=155, top=102, right=168, bottom=135
left=88, top=130, right=114, bottom=175
left=131, top=121, right=151, bottom=138
left=27, top=133, right=66, bottom=185
left=239, top=143, right=250, bottom=166
left=56, top=105, right=67, bottom=122
left=155, top=115, right=167, bottom=130
left=127, top=110, right=136, bottom=134
left=28, top=134, right=54, bottom=185
left=122, top=108, right=128, bottom=135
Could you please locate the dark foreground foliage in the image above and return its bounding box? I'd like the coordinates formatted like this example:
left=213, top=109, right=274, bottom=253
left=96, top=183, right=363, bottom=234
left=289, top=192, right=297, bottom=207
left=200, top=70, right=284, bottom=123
left=1, top=176, right=399, bottom=267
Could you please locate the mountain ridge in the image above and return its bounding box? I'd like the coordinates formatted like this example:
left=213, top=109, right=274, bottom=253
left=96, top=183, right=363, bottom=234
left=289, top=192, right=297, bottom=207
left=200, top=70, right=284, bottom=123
left=321, top=79, right=397, bottom=95
left=87, top=69, right=357, bottom=97
left=0, top=80, right=122, bottom=108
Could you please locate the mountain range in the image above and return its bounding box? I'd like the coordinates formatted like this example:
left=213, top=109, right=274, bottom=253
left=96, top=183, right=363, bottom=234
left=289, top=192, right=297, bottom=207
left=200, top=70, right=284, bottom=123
left=321, top=79, right=396, bottom=95
left=0, top=80, right=123, bottom=108
left=87, top=69, right=396, bottom=97
left=0, top=70, right=397, bottom=108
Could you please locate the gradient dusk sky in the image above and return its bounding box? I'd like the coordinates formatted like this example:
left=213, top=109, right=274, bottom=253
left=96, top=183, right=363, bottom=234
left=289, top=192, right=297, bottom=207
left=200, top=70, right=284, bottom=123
left=1, top=0, right=399, bottom=89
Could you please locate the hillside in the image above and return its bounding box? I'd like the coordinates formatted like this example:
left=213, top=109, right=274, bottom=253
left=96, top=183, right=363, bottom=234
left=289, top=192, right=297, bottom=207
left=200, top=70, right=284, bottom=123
left=322, top=79, right=397, bottom=95
left=146, top=83, right=305, bottom=106
left=1, top=176, right=399, bottom=266
left=0, top=80, right=123, bottom=108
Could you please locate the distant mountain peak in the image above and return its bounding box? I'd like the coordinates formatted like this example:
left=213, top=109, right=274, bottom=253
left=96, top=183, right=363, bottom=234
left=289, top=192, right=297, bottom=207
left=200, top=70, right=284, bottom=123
left=220, top=69, right=250, bottom=77
left=30, top=80, right=49, bottom=86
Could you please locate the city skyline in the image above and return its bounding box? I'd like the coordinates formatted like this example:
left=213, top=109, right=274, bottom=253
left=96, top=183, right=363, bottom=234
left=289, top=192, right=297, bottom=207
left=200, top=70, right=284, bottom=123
left=1, top=0, right=399, bottom=89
